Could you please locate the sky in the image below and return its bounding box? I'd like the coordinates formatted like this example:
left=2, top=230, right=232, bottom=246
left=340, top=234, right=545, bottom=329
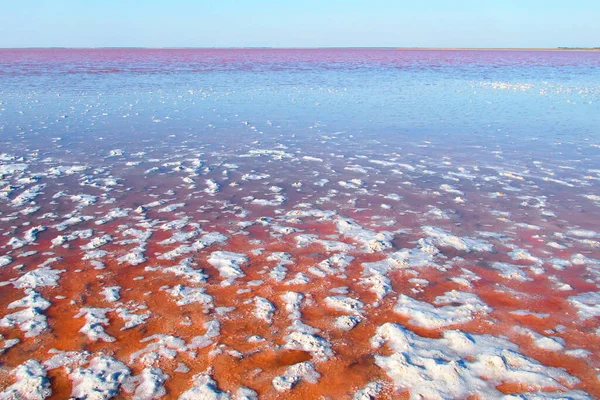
left=1, top=0, right=599, bottom=48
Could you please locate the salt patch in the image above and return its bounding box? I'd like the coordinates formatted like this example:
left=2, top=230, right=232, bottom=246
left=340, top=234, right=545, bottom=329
left=272, top=361, right=320, bottom=392
left=361, top=274, right=393, bottom=301
left=514, top=327, right=565, bottom=352
left=253, top=297, right=276, bottom=324
left=0, top=255, right=13, bottom=268
left=372, top=323, right=584, bottom=399
left=284, top=330, right=333, bottom=360
left=188, top=320, right=220, bottom=350
left=14, top=267, right=63, bottom=289
left=353, top=382, right=383, bottom=400
left=281, top=292, right=304, bottom=320
left=165, top=285, right=213, bottom=309
left=205, top=179, right=220, bottom=194
left=324, top=296, right=364, bottom=314
left=43, top=350, right=90, bottom=370
left=179, top=374, right=229, bottom=399
left=491, top=262, right=530, bottom=281
left=53, top=215, right=94, bottom=231
left=81, top=234, right=112, bottom=250
left=334, top=315, right=361, bottom=331
left=208, top=251, right=248, bottom=280
left=130, top=335, right=187, bottom=364
left=101, top=286, right=121, bottom=302
left=568, top=292, right=600, bottom=320
left=510, top=310, right=550, bottom=319
left=70, top=356, right=130, bottom=400
left=160, top=258, right=208, bottom=283
left=12, top=185, right=47, bottom=207
left=116, top=307, right=151, bottom=330
left=0, top=360, right=51, bottom=400
left=236, top=387, right=258, bottom=400
left=0, top=289, right=51, bottom=337
left=74, top=308, right=115, bottom=342
left=336, top=217, right=393, bottom=253
left=0, top=163, right=29, bottom=175
left=95, top=208, right=128, bottom=225
left=394, top=291, right=492, bottom=329
left=362, top=244, right=440, bottom=276
left=0, top=336, right=19, bottom=355
left=422, top=226, right=493, bottom=252
left=123, top=367, right=168, bottom=400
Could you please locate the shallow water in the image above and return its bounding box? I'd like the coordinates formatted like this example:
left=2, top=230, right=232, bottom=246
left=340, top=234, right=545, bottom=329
left=0, top=49, right=599, bottom=399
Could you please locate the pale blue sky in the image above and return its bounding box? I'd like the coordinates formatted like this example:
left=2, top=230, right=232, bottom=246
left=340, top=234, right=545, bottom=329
left=1, top=0, right=598, bottom=48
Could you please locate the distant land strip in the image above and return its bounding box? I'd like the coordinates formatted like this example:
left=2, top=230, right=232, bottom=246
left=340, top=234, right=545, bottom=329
left=1, top=47, right=599, bottom=51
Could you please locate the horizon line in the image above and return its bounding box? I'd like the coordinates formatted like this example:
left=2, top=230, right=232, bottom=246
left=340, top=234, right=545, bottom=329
left=1, top=46, right=599, bottom=51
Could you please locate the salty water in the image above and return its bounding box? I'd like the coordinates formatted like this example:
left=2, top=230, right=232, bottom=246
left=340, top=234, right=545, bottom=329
left=2, top=49, right=600, bottom=147
left=0, top=49, right=599, bottom=398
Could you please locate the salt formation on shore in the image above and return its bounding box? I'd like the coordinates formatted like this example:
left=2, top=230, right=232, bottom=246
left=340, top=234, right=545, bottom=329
left=1, top=49, right=600, bottom=399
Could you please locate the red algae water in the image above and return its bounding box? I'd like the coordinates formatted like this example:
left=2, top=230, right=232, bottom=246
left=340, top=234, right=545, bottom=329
left=0, top=49, right=599, bottom=399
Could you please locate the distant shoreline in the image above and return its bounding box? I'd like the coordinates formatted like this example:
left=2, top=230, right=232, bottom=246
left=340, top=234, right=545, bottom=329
left=396, top=47, right=600, bottom=51
left=1, top=47, right=599, bottom=51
